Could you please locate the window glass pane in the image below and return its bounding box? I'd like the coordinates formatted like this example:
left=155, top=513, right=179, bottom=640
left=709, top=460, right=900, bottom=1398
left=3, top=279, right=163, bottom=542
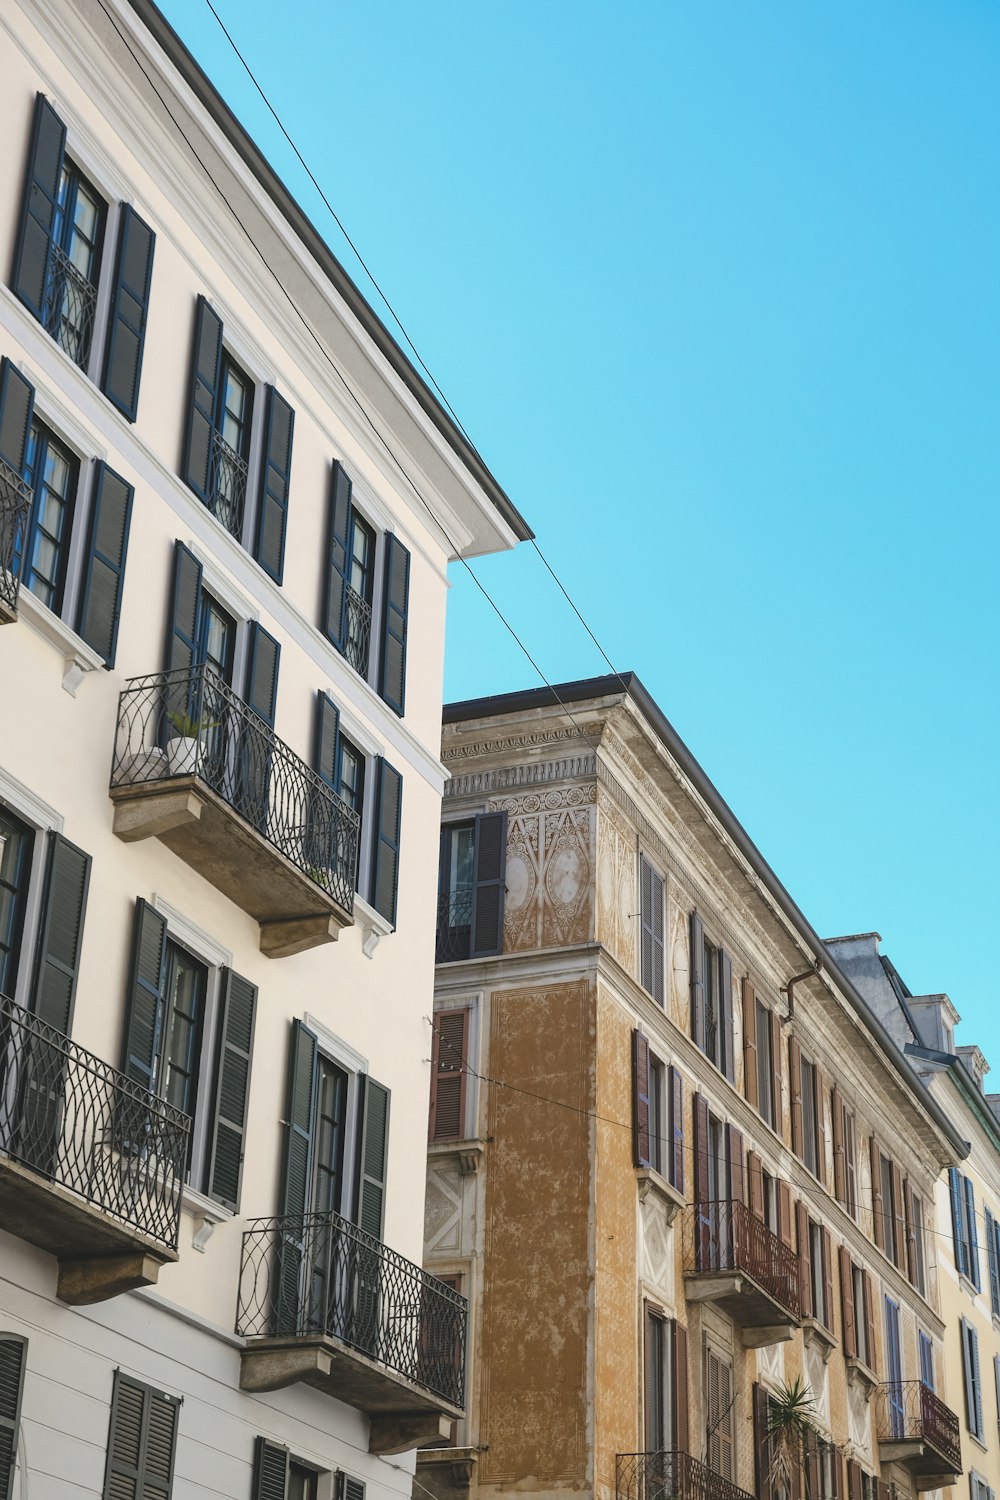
left=163, top=941, right=206, bottom=1122
left=648, top=1057, right=663, bottom=1175
left=704, top=941, right=719, bottom=1065
left=288, top=1464, right=317, bottom=1500
left=801, top=1058, right=817, bottom=1173
left=220, top=360, right=251, bottom=455
left=0, top=807, right=33, bottom=997
left=311, top=1055, right=348, bottom=1216
left=449, top=826, right=475, bottom=899
left=844, top=1111, right=857, bottom=1219
left=349, top=514, right=375, bottom=600
left=22, top=423, right=77, bottom=613
left=756, top=1002, right=772, bottom=1124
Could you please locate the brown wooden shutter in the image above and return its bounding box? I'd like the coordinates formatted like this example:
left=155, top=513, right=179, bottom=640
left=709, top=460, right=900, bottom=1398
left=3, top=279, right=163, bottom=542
left=876, top=1480, right=890, bottom=1500
left=814, top=1065, right=827, bottom=1186
left=904, top=1181, right=917, bottom=1286
left=770, top=1011, right=783, bottom=1140
left=891, top=1161, right=907, bottom=1271
left=693, top=1092, right=710, bottom=1204
left=846, top=1460, right=862, bottom=1500
left=742, top=978, right=759, bottom=1109
left=797, top=1200, right=812, bottom=1318
left=778, top=1180, right=794, bottom=1248
left=632, top=1029, right=652, bottom=1169
left=747, top=1150, right=765, bottom=1220
left=690, top=911, right=705, bottom=1050
left=669, top=1065, right=685, bottom=1193
left=789, top=1036, right=803, bottom=1158
left=870, top=1138, right=886, bottom=1251
left=862, top=1271, right=877, bottom=1371
left=832, top=1087, right=846, bottom=1206
left=753, top=1384, right=772, bottom=1500
left=671, top=1320, right=689, bottom=1454
left=830, top=1448, right=843, bottom=1500
left=720, top=950, right=735, bottom=1082
left=430, top=1009, right=469, bottom=1142
left=821, top=1228, right=834, bottom=1334
left=840, top=1247, right=858, bottom=1358
left=727, top=1125, right=745, bottom=1205
left=805, top=1433, right=820, bottom=1500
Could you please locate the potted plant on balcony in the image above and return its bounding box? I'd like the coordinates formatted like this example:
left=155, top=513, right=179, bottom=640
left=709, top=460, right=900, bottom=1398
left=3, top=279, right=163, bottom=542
left=766, top=1379, right=819, bottom=1492
left=165, top=706, right=218, bottom=776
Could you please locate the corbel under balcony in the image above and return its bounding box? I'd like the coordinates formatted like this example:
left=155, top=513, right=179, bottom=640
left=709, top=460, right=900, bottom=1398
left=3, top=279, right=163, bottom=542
left=416, top=1447, right=479, bottom=1489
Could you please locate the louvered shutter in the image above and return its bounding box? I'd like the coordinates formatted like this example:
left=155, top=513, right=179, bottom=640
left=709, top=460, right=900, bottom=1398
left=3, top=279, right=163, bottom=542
left=890, top=1160, right=906, bottom=1271
left=12, top=95, right=66, bottom=322
left=789, top=1037, right=803, bottom=1158
left=356, top=1076, right=390, bottom=1237
left=0, top=1336, right=27, bottom=1500
left=144, top=1388, right=179, bottom=1498
left=797, top=1201, right=812, bottom=1319
left=753, top=1384, right=772, bottom=1500
left=840, top=1246, right=857, bottom=1357
left=692, top=1092, right=711, bottom=1269
left=668, top=1065, right=684, bottom=1192
left=431, top=1010, right=468, bottom=1142
left=965, top=1177, right=981, bottom=1290
left=830, top=1448, right=843, bottom=1500
left=778, top=1181, right=793, bottom=1249
left=871, top=1138, right=886, bottom=1251
left=76, top=462, right=134, bottom=666
left=747, top=1150, right=765, bottom=1220
left=950, top=1168, right=968, bottom=1277
left=814, top=1065, right=826, bottom=1186
left=252, top=1436, right=289, bottom=1500
left=875, top=1481, right=890, bottom=1500
left=971, top=1321, right=984, bottom=1439
left=820, top=1228, right=834, bottom=1333
left=206, top=969, right=257, bottom=1210
left=314, top=692, right=341, bottom=786
left=279, top=1021, right=318, bottom=1221
left=378, top=533, right=409, bottom=715
left=632, top=1029, right=651, bottom=1168
left=245, top=622, right=280, bottom=727
left=471, top=811, right=506, bottom=958
left=337, top=1475, right=366, bottom=1500
left=742, top=978, right=758, bottom=1108
left=0, top=359, right=35, bottom=475
left=29, top=832, right=90, bottom=1034
left=805, top=1433, right=820, bottom=1500
left=720, top=949, right=734, bottom=1080
left=862, top=1272, right=876, bottom=1371
left=101, top=206, right=155, bottom=422
left=639, top=858, right=664, bottom=1004
left=181, top=295, right=223, bottom=503
left=165, top=541, right=203, bottom=678
left=693, top=1092, right=710, bottom=1204
left=831, top=1088, right=845, bottom=1205
left=121, top=899, right=168, bottom=1094
left=254, top=387, right=294, bottom=583
left=102, top=1372, right=179, bottom=1500
left=846, top=1461, right=862, bottom=1500
left=370, top=758, right=402, bottom=926
left=323, top=460, right=352, bottom=652
left=671, top=1321, right=688, bottom=1453
left=690, top=911, right=705, bottom=1049
left=769, top=1011, right=783, bottom=1140
left=986, top=1208, right=1000, bottom=1317
left=726, top=1125, right=745, bottom=1205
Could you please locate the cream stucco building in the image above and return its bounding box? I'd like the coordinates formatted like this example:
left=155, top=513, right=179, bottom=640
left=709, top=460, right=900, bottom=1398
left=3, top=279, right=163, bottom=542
left=0, top=2, right=529, bottom=1496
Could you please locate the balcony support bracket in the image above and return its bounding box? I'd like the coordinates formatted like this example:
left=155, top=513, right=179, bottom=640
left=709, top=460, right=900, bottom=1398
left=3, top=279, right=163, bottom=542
left=240, top=1341, right=333, bottom=1393
left=259, top=914, right=341, bottom=959
left=112, top=788, right=202, bottom=843
left=741, top=1323, right=796, bottom=1348
left=369, top=1413, right=452, bottom=1456
left=57, top=1250, right=165, bottom=1305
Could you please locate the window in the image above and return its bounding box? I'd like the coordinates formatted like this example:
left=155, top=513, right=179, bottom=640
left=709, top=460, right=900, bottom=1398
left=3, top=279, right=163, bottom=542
left=644, top=1308, right=670, bottom=1452
left=690, top=911, right=734, bottom=1080
left=0, top=1335, right=27, bottom=1499
left=909, top=1188, right=927, bottom=1297
left=841, top=1104, right=858, bottom=1220
left=0, top=805, right=33, bottom=998
left=436, top=813, right=507, bottom=962
left=919, top=1330, right=935, bottom=1391
left=801, top=1058, right=819, bottom=1175
left=324, top=460, right=412, bottom=716
left=840, top=1247, right=875, bottom=1370
left=103, top=1372, right=180, bottom=1500
left=810, top=1221, right=826, bottom=1325
left=798, top=1205, right=833, bottom=1331
left=971, top=1478, right=995, bottom=1500
left=20, top=419, right=78, bottom=614
left=12, top=97, right=155, bottom=417
left=963, top=1317, right=985, bottom=1441
left=950, top=1169, right=981, bottom=1288
left=648, top=1053, right=665, bottom=1176
left=639, top=856, right=664, bottom=1004
left=756, top=1000, right=775, bottom=1127
left=430, top=1008, right=470, bottom=1142
left=985, top=1206, right=1000, bottom=1317
left=853, top=1265, right=872, bottom=1366
left=633, top=1033, right=684, bottom=1192
left=288, top=1465, right=318, bottom=1500
left=789, top=1038, right=824, bottom=1182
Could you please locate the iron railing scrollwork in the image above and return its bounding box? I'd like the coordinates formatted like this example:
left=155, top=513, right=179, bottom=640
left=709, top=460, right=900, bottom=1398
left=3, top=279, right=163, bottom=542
left=616, top=1451, right=754, bottom=1500
left=0, top=993, right=188, bottom=1248
left=344, top=584, right=372, bottom=677
left=684, top=1199, right=801, bottom=1321
left=874, top=1381, right=961, bottom=1472
left=208, top=430, right=249, bottom=540
left=43, top=243, right=98, bottom=370
left=111, top=664, right=360, bottom=914
left=435, top=889, right=474, bottom=964
left=0, top=458, right=32, bottom=618
left=237, top=1209, right=467, bottom=1408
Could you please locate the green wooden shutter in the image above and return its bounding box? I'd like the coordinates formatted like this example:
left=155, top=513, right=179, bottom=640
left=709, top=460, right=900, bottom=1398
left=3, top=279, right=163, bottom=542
left=314, top=692, right=341, bottom=786
left=252, top=1436, right=289, bottom=1500
left=101, top=206, right=155, bottom=422
left=206, top=969, right=257, bottom=1210
left=323, top=460, right=353, bottom=652
left=337, top=1475, right=366, bottom=1500
left=0, top=359, right=35, bottom=474
left=370, top=758, right=402, bottom=926
left=121, top=899, right=168, bottom=1094
left=0, top=1335, right=27, bottom=1500
left=103, top=1372, right=180, bottom=1500
left=470, top=811, right=506, bottom=957
left=279, top=1021, right=318, bottom=1221
left=12, top=95, right=66, bottom=322
left=245, top=622, right=280, bottom=727
left=378, top=534, right=410, bottom=715
left=76, top=462, right=134, bottom=666
left=690, top=911, right=705, bottom=1050
left=632, top=1029, right=651, bottom=1168
left=966, top=1176, right=981, bottom=1290
left=254, top=388, right=294, bottom=584
left=29, top=832, right=91, bottom=1033
left=164, top=541, right=203, bottom=677
left=181, top=295, right=223, bottom=503
left=356, top=1076, right=390, bottom=1238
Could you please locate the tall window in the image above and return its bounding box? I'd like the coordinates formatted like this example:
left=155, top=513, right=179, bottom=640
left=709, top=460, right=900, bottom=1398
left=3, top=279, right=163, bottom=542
left=756, top=1000, right=775, bottom=1128
left=435, top=813, right=506, bottom=963
left=162, top=939, right=207, bottom=1124
left=645, top=1309, right=670, bottom=1452
left=950, top=1169, right=981, bottom=1287
left=0, top=806, right=33, bottom=998
left=639, top=857, right=665, bottom=1005
left=20, top=420, right=78, bottom=613
left=800, top=1057, right=819, bottom=1176
left=691, top=913, right=733, bottom=1080
left=46, top=158, right=105, bottom=369
left=910, top=1189, right=927, bottom=1297
left=963, top=1317, right=984, bottom=1442
left=853, top=1264, right=872, bottom=1366
left=842, top=1106, right=857, bottom=1219
left=919, top=1330, right=934, bottom=1391
left=345, top=510, right=376, bottom=676
left=648, top=1054, right=664, bottom=1176
left=212, top=350, right=253, bottom=538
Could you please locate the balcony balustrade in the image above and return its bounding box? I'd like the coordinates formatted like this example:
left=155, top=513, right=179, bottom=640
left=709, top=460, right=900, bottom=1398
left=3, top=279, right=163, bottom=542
left=0, top=459, right=31, bottom=624
left=207, top=429, right=249, bottom=541
left=237, top=1208, right=467, bottom=1453
left=110, top=664, right=359, bottom=957
left=874, top=1381, right=961, bottom=1486
left=43, top=242, right=97, bottom=371
left=435, top=890, right=474, bottom=964
left=0, top=993, right=188, bottom=1303
left=683, top=1199, right=800, bottom=1342
left=344, top=583, right=373, bottom=677
left=616, top=1451, right=754, bottom=1500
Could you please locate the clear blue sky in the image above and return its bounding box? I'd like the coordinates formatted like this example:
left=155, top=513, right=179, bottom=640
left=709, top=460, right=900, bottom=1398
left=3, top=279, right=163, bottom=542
left=159, top=1, right=999, bottom=1056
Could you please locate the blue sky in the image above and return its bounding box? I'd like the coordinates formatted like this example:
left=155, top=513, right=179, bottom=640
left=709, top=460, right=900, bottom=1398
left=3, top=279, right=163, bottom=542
left=159, top=1, right=999, bottom=1054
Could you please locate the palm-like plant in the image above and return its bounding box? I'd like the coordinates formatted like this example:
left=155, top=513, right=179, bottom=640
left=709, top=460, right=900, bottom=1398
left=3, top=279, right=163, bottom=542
left=765, top=1378, right=819, bottom=1492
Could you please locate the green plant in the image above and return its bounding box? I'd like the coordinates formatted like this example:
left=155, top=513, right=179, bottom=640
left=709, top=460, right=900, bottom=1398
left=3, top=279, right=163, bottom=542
left=765, top=1378, right=818, bottom=1491
left=166, top=707, right=218, bottom=736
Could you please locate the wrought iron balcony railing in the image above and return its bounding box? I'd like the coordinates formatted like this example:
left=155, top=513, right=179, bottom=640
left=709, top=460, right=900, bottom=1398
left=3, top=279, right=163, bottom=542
left=0, top=993, right=189, bottom=1249
left=42, top=243, right=98, bottom=371
left=237, top=1209, right=468, bottom=1408
left=874, top=1381, right=961, bottom=1474
left=343, top=583, right=373, bottom=677
left=111, top=664, right=360, bottom=914
left=0, top=458, right=32, bottom=621
left=684, top=1199, right=801, bottom=1321
left=616, top=1451, right=754, bottom=1500
left=208, top=429, right=249, bottom=540
left=435, top=889, right=474, bottom=964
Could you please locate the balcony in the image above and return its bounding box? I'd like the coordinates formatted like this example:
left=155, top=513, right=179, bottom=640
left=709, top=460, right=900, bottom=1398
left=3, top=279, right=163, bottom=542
left=237, top=1209, right=467, bottom=1454
left=110, top=665, right=360, bottom=958
left=435, top=891, right=473, bottom=964
left=206, top=429, right=249, bottom=541
left=0, top=458, right=32, bottom=625
left=682, top=1200, right=800, bottom=1343
left=874, top=1382, right=962, bottom=1486
left=616, top=1451, right=755, bottom=1500
left=0, top=994, right=188, bottom=1303
left=344, top=583, right=372, bottom=677
left=43, top=243, right=97, bottom=371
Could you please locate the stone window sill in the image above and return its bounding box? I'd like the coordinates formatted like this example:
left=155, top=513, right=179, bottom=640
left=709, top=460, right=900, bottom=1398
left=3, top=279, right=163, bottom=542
left=802, top=1316, right=837, bottom=1363
left=181, top=1184, right=234, bottom=1252
left=846, top=1354, right=879, bottom=1396
left=636, top=1167, right=685, bottom=1222
left=427, top=1138, right=486, bottom=1176
left=353, top=893, right=393, bottom=957
left=18, top=588, right=104, bottom=694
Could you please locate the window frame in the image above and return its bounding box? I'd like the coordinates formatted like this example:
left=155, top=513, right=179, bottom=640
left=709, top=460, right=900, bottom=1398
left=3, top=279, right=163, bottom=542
left=755, top=998, right=775, bottom=1129
left=0, top=771, right=63, bottom=1011
left=842, top=1104, right=858, bottom=1220
left=301, top=1008, right=369, bottom=1218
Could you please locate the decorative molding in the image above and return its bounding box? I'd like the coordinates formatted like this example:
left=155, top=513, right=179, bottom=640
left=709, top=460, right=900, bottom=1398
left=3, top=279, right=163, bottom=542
left=444, top=753, right=596, bottom=799
left=353, top=895, right=393, bottom=959
left=17, top=589, right=105, bottom=695
left=442, top=725, right=595, bottom=762
left=636, top=1167, right=684, bottom=1222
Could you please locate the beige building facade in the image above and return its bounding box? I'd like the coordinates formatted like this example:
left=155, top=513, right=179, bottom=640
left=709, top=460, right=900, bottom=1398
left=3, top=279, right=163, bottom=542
left=0, top=2, right=528, bottom=1497
left=419, top=677, right=969, bottom=1500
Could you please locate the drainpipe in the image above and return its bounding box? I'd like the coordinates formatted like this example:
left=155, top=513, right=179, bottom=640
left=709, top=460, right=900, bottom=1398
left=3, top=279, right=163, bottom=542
left=780, top=957, right=822, bottom=1024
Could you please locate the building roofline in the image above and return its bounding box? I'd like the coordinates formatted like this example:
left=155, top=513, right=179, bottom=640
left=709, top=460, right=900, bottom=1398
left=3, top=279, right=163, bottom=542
left=443, top=672, right=970, bottom=1160
left=127, top=0, right=533, bottom=546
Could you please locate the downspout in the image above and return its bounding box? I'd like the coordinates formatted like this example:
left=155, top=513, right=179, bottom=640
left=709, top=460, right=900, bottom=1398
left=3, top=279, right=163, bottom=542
left=780, top=957, right=823, bottom=1025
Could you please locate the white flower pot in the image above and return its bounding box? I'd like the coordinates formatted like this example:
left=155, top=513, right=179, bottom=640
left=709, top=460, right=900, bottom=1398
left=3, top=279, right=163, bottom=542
left=166, top=735, right=199, bottom=776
